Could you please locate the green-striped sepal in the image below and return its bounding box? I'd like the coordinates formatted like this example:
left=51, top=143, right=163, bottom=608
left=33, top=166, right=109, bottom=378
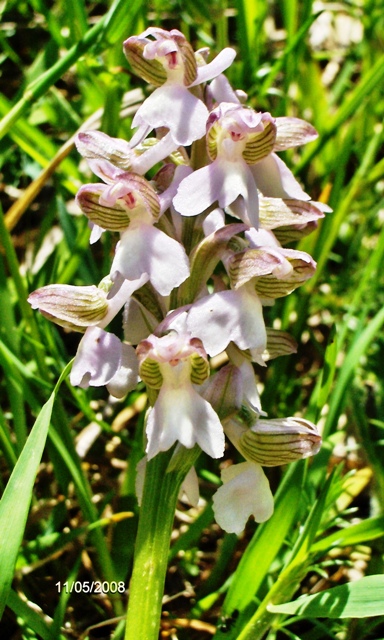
left=28, top=284, right=109, bottom=332
left=229, top=247, right=316, bottom=299
left=238, top=417, right=321, bottom=466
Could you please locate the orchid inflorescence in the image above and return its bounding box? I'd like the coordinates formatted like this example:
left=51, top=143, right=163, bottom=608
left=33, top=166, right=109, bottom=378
left=29, top=27, right=326, bottom=535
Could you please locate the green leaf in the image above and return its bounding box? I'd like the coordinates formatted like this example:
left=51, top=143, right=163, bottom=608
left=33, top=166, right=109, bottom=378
left=311, top=516, right=384, bottom=553
left=268, top=575, right=384, bottom=618
left=0, top=363, right=71, bottom=618
left=324, top=305, right=384, bottom=437
left=6, top=589, right=59, bottom=640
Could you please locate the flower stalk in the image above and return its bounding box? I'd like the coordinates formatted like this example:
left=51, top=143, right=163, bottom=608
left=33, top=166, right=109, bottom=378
left=124, top=446, right=200, bottom=640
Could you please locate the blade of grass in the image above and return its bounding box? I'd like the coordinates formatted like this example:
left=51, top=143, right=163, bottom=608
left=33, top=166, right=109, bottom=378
left=0, top=204, right=50, bottom=379
left=268, top=575, right=384, bottom=618
left=0, top=361, right=71, bottom=618
left=0, top=408, right=18, bottom=469
left=6, top=589, right=61, bottom=640
left=305, top=123, right=384, bottom=290
left=311, top=516, right=384, bottom=554
left=296, top=53, right=384, bottom=172
left=323, top=305, right=384, bottom=438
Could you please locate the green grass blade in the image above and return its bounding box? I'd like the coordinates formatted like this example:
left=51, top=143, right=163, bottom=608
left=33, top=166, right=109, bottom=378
left=268, top=575, right=384, bottom=618
left=6, top=589, right=60, bottom=640
left=311, top=516, right=384, bottom=553
left=297, top=53, right=384, bottom=172
left=324, top=305, right=384, bottom=438
left=0, top=362, right=71, bottom=618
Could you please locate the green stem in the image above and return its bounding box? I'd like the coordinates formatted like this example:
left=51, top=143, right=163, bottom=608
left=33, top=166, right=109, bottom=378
left=124, top=446, right=200, bottom=640
left=236, top=559, right=307, bottom=640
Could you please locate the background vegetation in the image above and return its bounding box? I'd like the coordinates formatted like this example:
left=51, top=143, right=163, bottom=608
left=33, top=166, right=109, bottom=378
left=1, top=0, right=384, bottom=638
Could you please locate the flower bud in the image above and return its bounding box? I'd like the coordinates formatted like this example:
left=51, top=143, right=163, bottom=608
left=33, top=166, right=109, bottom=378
left=28, top=284, right=109, bottom=332
left=202, top=364, right=243, bottom=420
left=238, top=417, right=321, bottom=466
left=258, top=196, right=325, bottom=230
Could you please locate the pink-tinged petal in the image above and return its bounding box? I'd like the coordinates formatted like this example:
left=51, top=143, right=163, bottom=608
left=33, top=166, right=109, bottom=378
left=236, top=162, right=260, bottom=228
left=250, top=153, right=311, bottom=200
left=158, top=164, right=193, bottom=215
left=89, top=223, right=104, bottom=244
left=274, top=117, right=318, bottom=151
left=70, top=327, right=122, bottom=388
left=201, top=364, right=243, bottom=421
left=123, top=297, right=159, bottom=344
left=202, top=208, right=225, bottom=235
left=146, top=384, right=225, bottom=459
left=245, top=227, right=281, bottom=248
left=131, top=84, right=209, bottom=146
left=239, top=361, right=264, bottom=410
left=87, top=159, right=125, bottom=184
left=129, top=123, right=152, bottom=149
left=209, top=74, right=241, bottom=105
left=156, top=309, right=190, bottom=337
left=173, top=163, right=223, bottom=216
left=186, top=288, right=266, bottom=356
left=75, top=131, right=132, bottom=169
left=100, top=277, right=146, bottom=329
left=190, top=47, right=236, bottom=86
left=106, top=343, right=139, bottom=398
left=212, top=461, right=274, bottom=534
left=111, top=225, right=189, bottom=296
left=131, top=131, right=179, bottom=175
left=312, top=200, right=332, bottom=213
left=174, top=158, right=259, bottom=225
